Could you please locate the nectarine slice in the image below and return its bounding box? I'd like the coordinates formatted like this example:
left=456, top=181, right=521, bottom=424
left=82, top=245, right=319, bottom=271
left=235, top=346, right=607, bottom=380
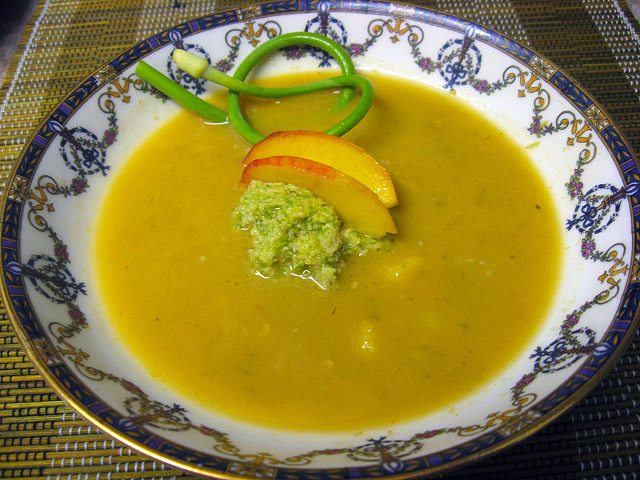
left=244, top=130, right=398, bottom=208
left=241, top=156, right=397, bottom=237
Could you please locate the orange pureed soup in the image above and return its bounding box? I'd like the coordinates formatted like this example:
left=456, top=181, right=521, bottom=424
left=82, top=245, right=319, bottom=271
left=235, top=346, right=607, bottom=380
left=93, top=72, right=562, bottom=432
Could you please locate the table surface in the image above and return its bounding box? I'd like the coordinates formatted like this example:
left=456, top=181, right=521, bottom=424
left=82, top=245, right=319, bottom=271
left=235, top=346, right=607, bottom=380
left=1, top=1, right=639, bottom=479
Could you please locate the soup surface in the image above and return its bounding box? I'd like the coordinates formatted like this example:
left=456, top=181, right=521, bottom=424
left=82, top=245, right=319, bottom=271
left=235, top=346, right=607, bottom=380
left=94, top=72, right=562, bottom=432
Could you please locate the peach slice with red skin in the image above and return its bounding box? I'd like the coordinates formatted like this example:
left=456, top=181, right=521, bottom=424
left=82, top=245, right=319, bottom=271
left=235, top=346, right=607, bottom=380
left=240, top=156, right=397, bottom=237
left=244, top=130, right=398, bottom=208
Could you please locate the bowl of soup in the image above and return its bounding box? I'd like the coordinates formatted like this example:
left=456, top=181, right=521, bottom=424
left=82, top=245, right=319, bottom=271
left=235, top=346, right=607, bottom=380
left=2, top=1, right=638, bottom=478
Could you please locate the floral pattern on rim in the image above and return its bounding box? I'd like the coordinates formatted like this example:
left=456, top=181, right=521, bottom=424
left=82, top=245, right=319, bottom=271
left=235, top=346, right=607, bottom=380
left=1, top=1, right=638, bottom=478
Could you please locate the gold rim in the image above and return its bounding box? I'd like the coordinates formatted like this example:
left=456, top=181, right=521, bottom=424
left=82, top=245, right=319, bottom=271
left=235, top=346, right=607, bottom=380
left=2, top=1, right=639, bottom=478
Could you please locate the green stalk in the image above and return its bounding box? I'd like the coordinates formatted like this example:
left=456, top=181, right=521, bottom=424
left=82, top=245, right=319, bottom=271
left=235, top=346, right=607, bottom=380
left=135, top=61, right=227, bottom=123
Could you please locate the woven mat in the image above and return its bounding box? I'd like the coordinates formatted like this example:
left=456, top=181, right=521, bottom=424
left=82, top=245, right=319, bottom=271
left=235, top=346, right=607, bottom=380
left=1, top=1, right=639, bottom=479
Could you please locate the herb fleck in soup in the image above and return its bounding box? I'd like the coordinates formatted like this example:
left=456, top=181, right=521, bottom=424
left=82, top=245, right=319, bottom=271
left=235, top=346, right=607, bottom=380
left=93, top=72, right=562, bottom=432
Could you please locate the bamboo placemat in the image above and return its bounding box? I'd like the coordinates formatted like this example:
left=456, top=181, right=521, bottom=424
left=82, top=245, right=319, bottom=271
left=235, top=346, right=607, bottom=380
left=1, top=1, right=639, bottom=479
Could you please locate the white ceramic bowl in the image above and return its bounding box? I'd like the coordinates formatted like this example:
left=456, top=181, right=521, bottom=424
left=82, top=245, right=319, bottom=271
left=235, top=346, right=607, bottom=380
left=2, top=1, right=638, bottom=478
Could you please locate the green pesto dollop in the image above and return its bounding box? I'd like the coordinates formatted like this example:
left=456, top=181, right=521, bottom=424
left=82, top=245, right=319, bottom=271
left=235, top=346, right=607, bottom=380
left=233, top=180, right=391, bottom=288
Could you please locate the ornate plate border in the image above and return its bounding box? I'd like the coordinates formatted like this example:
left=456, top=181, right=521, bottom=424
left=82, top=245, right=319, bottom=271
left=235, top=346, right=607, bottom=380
left=2, top=1, right=639, bottom=478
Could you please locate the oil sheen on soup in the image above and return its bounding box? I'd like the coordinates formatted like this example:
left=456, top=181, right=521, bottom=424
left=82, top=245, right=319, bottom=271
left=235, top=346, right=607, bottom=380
left=93, top=72, right=562, bottom=432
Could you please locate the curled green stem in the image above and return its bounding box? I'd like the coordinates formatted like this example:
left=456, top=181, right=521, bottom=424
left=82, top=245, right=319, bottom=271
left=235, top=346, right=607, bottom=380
left=178, top=49, right=372, bottom=143
left=140, top=32, right=373, bottom=144
left=227, top=32, right=364, bottom=142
